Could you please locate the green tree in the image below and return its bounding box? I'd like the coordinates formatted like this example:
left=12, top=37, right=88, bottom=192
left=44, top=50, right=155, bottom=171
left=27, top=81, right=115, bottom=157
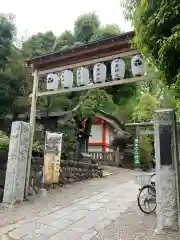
left=131, top=92, right=160, bottom=168
left=133, top=92, right=160, bottom=122
left=123, top=0, right=180, bottom=88
left=91, top=24, right=121, bottom=41
left=22, top=31, right=56, bottom=58
left=53, top=30, right=75, bottom=51
left=74, top=12, right=100, bottom=42
left=0, top=13, right=24, bottom=116
left=120, top=0, right=139, bottom=21
left=0, top=13, right=15, bottom=70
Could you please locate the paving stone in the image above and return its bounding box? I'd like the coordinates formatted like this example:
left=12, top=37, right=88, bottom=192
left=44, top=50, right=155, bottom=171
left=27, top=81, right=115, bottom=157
left=96, top=198, right=111, bottom=204
left=94, top=219, right=112, bottom=231
left=78, top=194, right=105, bottom=206
left=20, top=233, right=46, bottom=240
left=9, top=222, right=59, bottom=239
left=104, top=209, right=124, bottom=221
left=8, top=222, right=42, bottom=239
left=0, top=224, right=21, bottom=234
left=35, top=211, right=68, bottom=224
left=49, top=219, right=73, bottom=230
left=48, top=229, right=82, bottom=240
left=79, top=229, right=97, bottom=240
left=34, top=224, right=60, bottom=236
left=1, top=171, right=153, bottom=240
left=69, top=208, right=106, bottom=233
left=62, top=210, right=89, bottom=222
left=84, top=203, right=105, bottom=211
left=58, top=203, right=86, bottom=213
left=0, top=235, right=14, bottom=240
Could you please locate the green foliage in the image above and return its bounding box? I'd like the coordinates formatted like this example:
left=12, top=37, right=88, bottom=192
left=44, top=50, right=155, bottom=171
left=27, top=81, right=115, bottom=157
left=78, top=89, right=113, bottom=118
left=0, top=131, right=9, bottom=151
left=114, top=94, right=138, bottom=123
left=91, top=24, right=121, bottom=41
left=133, top=93, right=160, bottom=122
left=22, top=31, right=56, bottom=58
left=37, top=94, right=73, bottom=114
left=131, top=1, right=180, bottom=88
left=53, top=30, right=75, bottom=51
left=140, top=135, right=153, bottom=168
left=0, top=72, right=22, bottom=116
left=0, top=13, right=15, bottom=70
left=74, top=12, right=100, bottom=42
left=32, top=141, right=43, bottom=153
left=58, top=119, right=76, bottom=159
left=120, top=0, right=139, bottom=21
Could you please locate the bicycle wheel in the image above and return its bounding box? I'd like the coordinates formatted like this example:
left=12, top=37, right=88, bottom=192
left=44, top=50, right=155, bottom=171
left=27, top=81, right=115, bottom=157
left=137, top=185, right=156, bottom=214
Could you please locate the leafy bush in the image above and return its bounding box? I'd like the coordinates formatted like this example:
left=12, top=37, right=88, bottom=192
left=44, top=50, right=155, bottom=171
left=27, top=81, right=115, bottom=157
left=140, top=135, right=153, bottom=169
left=0, top=131, right=9, bottom=151
left=32, top=141, right=43, bottom=153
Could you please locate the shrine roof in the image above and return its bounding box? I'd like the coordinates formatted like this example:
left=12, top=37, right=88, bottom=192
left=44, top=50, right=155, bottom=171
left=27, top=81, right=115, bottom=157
left=26, top=31, right=136, bottom=72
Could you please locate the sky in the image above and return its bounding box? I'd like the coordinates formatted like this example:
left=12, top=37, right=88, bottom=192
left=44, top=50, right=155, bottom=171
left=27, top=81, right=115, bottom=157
left=1, top=0, right=132, bottom=40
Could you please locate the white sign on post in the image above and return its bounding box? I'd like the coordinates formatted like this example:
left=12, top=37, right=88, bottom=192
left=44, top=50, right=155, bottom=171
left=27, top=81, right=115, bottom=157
left=44, top=131, right=63, bottom=184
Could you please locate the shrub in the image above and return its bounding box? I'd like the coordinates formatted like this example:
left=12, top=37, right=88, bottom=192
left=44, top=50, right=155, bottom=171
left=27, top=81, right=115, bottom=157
left=140, top=135, right=153, bottom=169
left=0, top=131, right=9, bottom=151
left=32, top=141, right=43, bottom=153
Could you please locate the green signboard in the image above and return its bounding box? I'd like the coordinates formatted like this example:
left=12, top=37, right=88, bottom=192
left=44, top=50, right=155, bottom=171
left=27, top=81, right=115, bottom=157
left=133, top=138, right=141, bottom=169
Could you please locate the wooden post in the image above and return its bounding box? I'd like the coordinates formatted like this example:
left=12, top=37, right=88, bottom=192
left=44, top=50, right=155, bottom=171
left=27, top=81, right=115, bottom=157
left=25, top=70, right=39, bottom=199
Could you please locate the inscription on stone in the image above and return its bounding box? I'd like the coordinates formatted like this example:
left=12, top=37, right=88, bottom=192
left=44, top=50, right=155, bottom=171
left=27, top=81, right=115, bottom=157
left=159, top=125, right=172, bottom=165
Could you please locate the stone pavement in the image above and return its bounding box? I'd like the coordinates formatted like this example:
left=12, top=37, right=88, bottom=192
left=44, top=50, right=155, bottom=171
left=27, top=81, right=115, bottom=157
left=0, top=168, right=179, bottom=239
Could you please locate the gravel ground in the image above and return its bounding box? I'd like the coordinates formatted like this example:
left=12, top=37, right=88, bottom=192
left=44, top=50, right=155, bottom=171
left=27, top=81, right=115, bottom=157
left=91, top=203, right=180, bottom=240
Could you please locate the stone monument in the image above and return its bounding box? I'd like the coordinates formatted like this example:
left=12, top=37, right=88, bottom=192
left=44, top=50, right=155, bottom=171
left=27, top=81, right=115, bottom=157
left=154, top=109, right=180, bottom=234
left=3, top=121, right=30, bottom=204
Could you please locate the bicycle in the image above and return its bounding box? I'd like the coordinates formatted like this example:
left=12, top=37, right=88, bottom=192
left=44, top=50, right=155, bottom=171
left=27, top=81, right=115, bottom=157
left=137, top=173, right=156, bottom=214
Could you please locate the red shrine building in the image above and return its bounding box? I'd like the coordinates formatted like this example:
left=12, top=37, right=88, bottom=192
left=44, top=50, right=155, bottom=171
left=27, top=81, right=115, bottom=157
left=88, top=117, right=115, bottom=153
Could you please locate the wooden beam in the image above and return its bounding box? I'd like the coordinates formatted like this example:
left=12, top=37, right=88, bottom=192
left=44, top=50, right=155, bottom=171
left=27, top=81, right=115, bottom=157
left=30, top=74, right=156, bottom=98
left=38, top=49, right=138, bottom=75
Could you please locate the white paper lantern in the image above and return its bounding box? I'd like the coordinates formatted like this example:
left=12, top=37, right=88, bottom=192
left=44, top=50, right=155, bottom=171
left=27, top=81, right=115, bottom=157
left=111, top=59, right=125, bottom=80
left=46, top=73, right=59, bottom=90
left=76, top=67, right=89, bottom=86
left=131, top=55, right=146, bottom=77
left=60, top=70, right=73, bottom=89
left=93, top=63, right=106, bottom=83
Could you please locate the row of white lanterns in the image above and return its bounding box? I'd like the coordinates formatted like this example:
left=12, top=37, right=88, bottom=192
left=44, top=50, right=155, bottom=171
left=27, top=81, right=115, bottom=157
left=46, top=55, right=147, bottom=90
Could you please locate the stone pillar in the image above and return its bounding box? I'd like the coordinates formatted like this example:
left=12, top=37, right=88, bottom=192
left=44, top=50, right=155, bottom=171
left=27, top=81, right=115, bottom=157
left=3, top=121, right=30, bottom=204
left=154, top=109, right=180, bottom=234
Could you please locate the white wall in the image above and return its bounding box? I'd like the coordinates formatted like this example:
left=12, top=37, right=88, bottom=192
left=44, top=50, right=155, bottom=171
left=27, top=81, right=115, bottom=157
left=89, top=125, right=102, bottom=143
